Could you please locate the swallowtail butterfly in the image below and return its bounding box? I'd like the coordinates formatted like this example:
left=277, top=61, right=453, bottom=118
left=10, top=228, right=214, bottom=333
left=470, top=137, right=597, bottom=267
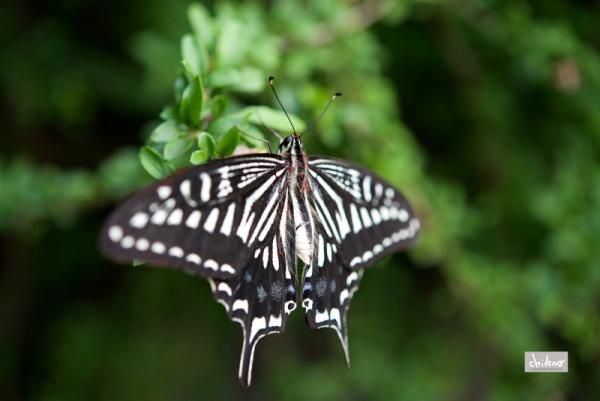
left=99, top=78, right=420, bottom=386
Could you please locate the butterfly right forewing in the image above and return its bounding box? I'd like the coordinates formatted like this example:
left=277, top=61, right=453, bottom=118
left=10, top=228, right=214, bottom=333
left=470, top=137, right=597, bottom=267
left=99, top=154, right=288, bottom=279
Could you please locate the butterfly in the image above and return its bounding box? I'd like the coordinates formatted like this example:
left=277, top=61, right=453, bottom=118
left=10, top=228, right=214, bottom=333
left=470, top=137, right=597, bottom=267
left=99, top=78, right=420, bottom=386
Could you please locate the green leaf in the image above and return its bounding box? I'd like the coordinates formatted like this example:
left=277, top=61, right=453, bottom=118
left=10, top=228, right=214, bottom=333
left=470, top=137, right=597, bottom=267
left=181, top=34, right=204, bottom=76
left=208, top=66, right=265, bottom=93
left=197, top=131, right=215, bottom=155
left=150, top=120, right=182, bottom=143
left=237, top=122, right=267, bottom=148
left=188, top=4, right=213, bottom=47
left=159, top=106, right=178, bottom=121
left=139, top=146, right=175, bottom=179
left=209, top=95, right=226, bottom=117
left=179, top=74, right=203, bottom=126
left=208, top=116, right=237, bottom=137
left=233, top=106, right=306, bottom=133
left=215, top=126, right=241, bottom=157
left=190, top=149, right=209, bottom=165
left=173, top=76, right=186, bottom=103
left=215, top=18, right=244, bottom=66
left=163, top=136, right=193, bottom=160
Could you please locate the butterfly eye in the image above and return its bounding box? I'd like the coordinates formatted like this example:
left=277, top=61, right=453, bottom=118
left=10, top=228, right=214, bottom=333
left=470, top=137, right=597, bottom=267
left=279, top=136, right=293, bottom=150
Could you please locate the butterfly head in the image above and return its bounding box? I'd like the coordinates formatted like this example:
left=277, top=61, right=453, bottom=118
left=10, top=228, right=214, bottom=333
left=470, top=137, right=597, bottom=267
left=277, top=134, right=302, bottom=155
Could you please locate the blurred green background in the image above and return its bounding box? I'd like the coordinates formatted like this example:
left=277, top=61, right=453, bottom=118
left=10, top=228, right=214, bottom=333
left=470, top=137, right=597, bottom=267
left=1, top=0, right=599, bottom=400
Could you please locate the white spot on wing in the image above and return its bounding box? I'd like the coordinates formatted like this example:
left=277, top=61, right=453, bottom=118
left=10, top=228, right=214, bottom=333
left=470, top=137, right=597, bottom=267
left=272, top=238, right=279, bottom=271
left=167, top=208, right=183, bottom=225
left=360, top=207, right=372, bottom=228
left=186, top=210, right=201, bottom=228
left=200, top=173, right=211, bottom=202
left=217, top=282, right=232, bottom=296
left=157, top=185, right=172, bottom=199
left=151, top=209, right=168, bottom=225
left=186, top=253, right=201, bottom=264
left=129, top=212, right=148, bottom=228
left=108, top=225, right=123, bottom=242
left=317, top=235, right=325, bottom=267
left=340, top=289, right=349, bottom=304
left=371, top=208, right=381, bottom=224
left=168, top=247, right=184, bottom=257
left=380, top=206, right=390, bottom=221
left=399, top=209, right=409, bottom=222
left=179, top=180, right=196, bottom=207
left=220, top=203, right=236, bottom=236
left=350, top=203, right=362, bottom=233
left=233, top=299, right=249, bottom=313
left=135, top=238, right=149, bottom=251
left=350, top=256, right=361, bottom=267
left=269, top=314, right=282, bottom=328
left=151, top=242, right=165, bottom=254
left=204, top=259, right=218, bottom=271
left=121, top=236, right=134, bottom=248
left=363, top=176, right=372, bottom=201
left=346, top=271, right=358, bottom=285
left=285, top=300, right=296, bottom=313
left=262, top=246, right=269, bottom=269
left=221, top=264, right=235, bottom=274
left=315, top=309, right=329, bottom=323
left=250, top=317, right=266, bottom=342
left=330, top=308, right=341, bottom=326
left=203, top=208, right=219, bottom=233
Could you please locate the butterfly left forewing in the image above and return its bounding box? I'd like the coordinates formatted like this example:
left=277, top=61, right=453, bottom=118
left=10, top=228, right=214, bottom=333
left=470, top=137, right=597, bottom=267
left=307, top=156, right=420, bottom=270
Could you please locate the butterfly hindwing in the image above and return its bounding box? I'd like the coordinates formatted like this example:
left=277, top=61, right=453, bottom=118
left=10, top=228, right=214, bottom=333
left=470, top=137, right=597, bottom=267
left=208, top=191, right=297, bottom=387
left=300, top=156, right=419, bottom=362
left=301, top=222, right=363, bottom=364
left=308, top=156, right=420, bottom=270
left=99, top=154, right=288, bottom=279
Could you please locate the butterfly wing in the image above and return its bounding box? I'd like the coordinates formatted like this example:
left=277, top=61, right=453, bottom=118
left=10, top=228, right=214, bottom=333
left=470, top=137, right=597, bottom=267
left=208, top=189, right=297, bottom=386
left=301, top=221, right=363, bottom=365
left=100, top=154, right=288, bottom=279
left=100, top=153, right=296, bottom=386
left=307, top=156, right=420, bottom=270
left=302, top=156, right=419, bottom=361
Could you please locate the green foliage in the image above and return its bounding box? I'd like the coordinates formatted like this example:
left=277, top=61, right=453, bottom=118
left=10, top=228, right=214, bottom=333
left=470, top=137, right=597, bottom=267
left=139, top=3, right=306, bottom=177
left=1, top=0, right=600, bottom=400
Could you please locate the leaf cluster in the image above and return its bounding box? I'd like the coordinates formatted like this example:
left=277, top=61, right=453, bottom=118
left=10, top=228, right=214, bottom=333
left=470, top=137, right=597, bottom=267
left=140, top=4, right=306, bottom=178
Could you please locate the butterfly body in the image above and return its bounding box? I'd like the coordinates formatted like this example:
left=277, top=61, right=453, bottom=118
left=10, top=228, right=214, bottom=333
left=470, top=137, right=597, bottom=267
left=100, top=134, right=419, bottom=386
left=283, top=135, right=314, bottom=265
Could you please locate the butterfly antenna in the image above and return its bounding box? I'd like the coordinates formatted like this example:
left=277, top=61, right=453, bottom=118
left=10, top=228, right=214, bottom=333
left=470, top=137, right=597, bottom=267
left=301, top=92, right=342, bottom=137
left=268, top=76, right=297, bottom=134
left=254, top=109, right=283, bottom=142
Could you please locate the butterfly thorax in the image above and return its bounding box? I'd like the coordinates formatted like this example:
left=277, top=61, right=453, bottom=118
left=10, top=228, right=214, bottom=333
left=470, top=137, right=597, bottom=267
left=283, top=136, right=314, bottom=265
